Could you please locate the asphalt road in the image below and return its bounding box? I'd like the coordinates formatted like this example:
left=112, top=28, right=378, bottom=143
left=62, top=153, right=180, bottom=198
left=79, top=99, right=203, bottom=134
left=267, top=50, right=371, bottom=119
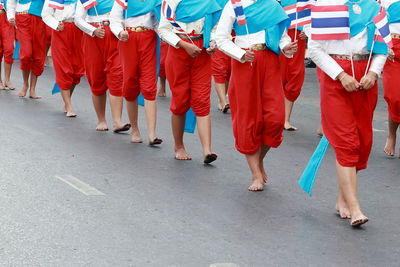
left=0, top=63, right=399, bottom=267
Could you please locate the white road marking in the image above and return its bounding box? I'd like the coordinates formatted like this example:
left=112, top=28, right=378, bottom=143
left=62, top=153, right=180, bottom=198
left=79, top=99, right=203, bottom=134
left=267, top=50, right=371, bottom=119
left=373, top=128, right=385, bottom=133
left=55, top=175, right=105, bottom=196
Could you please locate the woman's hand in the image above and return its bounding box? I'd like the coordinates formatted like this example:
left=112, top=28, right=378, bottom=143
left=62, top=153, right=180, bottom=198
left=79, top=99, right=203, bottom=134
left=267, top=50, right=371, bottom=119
left=178, top=41, right=202, bottom=58
left=360, top=71, right=377, bottom=90
left=337, top=72, right=360, bottom=92
left=283, top=41, right=298, bottom=56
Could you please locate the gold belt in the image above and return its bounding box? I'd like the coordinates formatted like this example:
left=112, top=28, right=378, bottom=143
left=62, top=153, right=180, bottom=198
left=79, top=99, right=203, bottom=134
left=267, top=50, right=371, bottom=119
left=0, top=10, right=5, bottom=14
left=392, top=33, right=400, bottom=39
left=90, top=21, right=110, bottom=26
left=126, top=26, right=151, bottom=32
left=16, top=11, right=29, bottom=15
left=178, top=34, right=203, bottom=41
left=62, top=18, right=74, bottom=23
left=330, top=54, right=369, bottom=61
left=251, top=44, right=267, bottom=51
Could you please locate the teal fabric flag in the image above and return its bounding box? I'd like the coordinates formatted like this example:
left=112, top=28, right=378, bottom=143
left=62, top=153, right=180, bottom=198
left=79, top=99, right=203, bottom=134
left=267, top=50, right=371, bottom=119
left=298, top=136, right=329, bottom=196
left=184, top=108, right=196, bottom=133
left=13, top=41, right=20, bottom=60
left=52, top=83, right=61, bottom=95
left=138, top=93, right=144, bottom=106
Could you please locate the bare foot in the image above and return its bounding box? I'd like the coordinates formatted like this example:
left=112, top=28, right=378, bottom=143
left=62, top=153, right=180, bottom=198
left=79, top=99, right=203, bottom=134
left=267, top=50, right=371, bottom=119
left=175, top=147, right=192, bottom=160
left=316, top=127, right=324, bottom=136
left=284, top=122, right=298, bottom=131
left=18, top=87, right=28, bottom=97
left=218, top=102, right=223, bottom=111
left=351, top=212, right=369, bottom=227
left=260, top=164, right=268, bottom=184
left=248, top=178, right=264, bottom=191
left=66, top=111, right=77, bottom=118
left=335, top=203, right=351, bottom=219
left=96, top=121, right=109, bottom=131
left=113, top=123, right=131, bottom=133
left=384, top=135, right=396, bottom=156
left=0, top=82, right=5, bottom=90
left=157, top=89, right=166, bottom=97
left=131, top=128, right=143, bottom=143
left=29, top=94, right=42, bottom=99
left=5, top=81, right=15, bottom=90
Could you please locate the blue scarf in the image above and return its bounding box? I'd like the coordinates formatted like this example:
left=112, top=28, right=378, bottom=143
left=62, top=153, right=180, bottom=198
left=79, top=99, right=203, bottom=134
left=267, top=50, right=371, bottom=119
left=175, top=0, right=222, bottom=48
left=28, top=0, right=44, bottom=17
left=233, top=0, right=290, bottom=55
left=125, top=0, right=161, bottom=18
left=19, top=0, right=30, bottom=5
left=387, top=1, right=400, bottom=24
left=88, top=0, right=113, bottom=16
left=345, top=0, right=388, bottom=55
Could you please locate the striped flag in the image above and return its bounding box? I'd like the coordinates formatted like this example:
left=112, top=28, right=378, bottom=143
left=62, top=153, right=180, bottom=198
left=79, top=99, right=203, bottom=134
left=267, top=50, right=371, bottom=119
left=296, top=0, right=314, bottom=12
left=284, top=4, right=311, bottom=28
left=116, top=0, right=127, bottom=9
left=311, top=5, right=350, bottom=41
left=373, top=9, right=393, bottom=48
left=161, top=0, right=185, bottom=32
left=49, top=0, right=64, bottom=10
left=231, top=0, right=247, bottom=26
left=80, top=0, right=97, bottom=10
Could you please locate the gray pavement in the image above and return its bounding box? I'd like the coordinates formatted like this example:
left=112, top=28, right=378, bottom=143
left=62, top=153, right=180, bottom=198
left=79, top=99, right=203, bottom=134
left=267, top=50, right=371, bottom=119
left=0, top=64, right=399, bottom=267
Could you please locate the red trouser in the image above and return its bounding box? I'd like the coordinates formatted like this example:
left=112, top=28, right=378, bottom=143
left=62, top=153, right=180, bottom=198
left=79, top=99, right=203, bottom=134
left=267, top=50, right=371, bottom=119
left=82, top=25, right=122, bottom=97
left=229, top=49, right=285, bottom=155
left=118, top=29, right=157, bottom=101
left=0, top=12, right=15, bottom=64
left=279, top=29, right=306, bottom=102
left=46, top=25, right=52, bottom=45
left=383, top=39, right=400, bottom=123
left=212, top=48, right=231, bottom=84
left=166, top=39, right=212, bottom=117
left=15, top=14, right=47, bottom=76
left=51, top=23, right=84, bottom=90
left=320, top=59, right=378, bottom=171
left=159, top=41, right=168, bottom=78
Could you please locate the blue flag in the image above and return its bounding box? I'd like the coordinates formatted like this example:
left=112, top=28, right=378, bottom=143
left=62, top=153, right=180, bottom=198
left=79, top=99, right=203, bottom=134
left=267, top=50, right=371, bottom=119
left=52, top=83, right=61, bottom=95
left=184, top=108, right=196, bottom=134
left=298, top=136, right=329, bottom=196
left=13, top=41, right=20, bottom=60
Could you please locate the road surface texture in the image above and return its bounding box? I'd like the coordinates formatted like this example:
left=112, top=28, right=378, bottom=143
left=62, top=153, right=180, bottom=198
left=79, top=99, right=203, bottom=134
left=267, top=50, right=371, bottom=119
left=0, top=64, right=399, bottom=266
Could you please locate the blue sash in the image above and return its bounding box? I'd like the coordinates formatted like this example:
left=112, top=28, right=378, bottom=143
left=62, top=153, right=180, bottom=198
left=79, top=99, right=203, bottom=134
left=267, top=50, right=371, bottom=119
left=19, top=0, right=30, bottom=5
left=28, top=0, right=44, bottom=17
left=65, top=0, right=76, bottom=4
left=387, top=1, right=400, bottom=24
left=175, top=0, right=222, bottom=48
left=153, top=2, right=162, bottom=22
left=233, top=0, right=290, bottom=55
left=125, top=0, right=160, bottom=18
left=88, top=0, right=113, bottom=16
left=280, top=0, right=303, bottom=31
left=346, top=0, right=388, bottom=55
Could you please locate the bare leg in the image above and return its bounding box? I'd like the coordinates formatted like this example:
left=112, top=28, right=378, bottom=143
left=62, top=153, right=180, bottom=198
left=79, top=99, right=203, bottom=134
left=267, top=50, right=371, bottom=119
left=126, top=99, right=142, bottom=143
left=29, top=73, right=41, bottom=99
left=215, top=82, right=227, bottom=111
left=144, top=99, right=158, bottom=142
left=18, top=70, right=30, bottom=97
left=4, top=63, right=15, bottom=89
left=317, top=123, right=324, bottom=136
left=0, top=64, right=4, bottom=90
left=196, top=115, right=214, bottom=157
left=246, top=148, right=265, bottom=191
left=335, top=186, right=351, bottom=219
left=384, top=115, right=399, bottom=157
left=92, top=93, right=108, bottom=131
left=109, top=94, right=126, bottom=131
left=336, top=161, right=368, bottom=226
left=157, top=77, right=167, bottom=97
left=259, top=145, right=270, bottom=183
left=61, top=88, right=76, bottom=117
left=284, top=98, right=297, bottom=130
left=172, top=113, right=191, bottom=160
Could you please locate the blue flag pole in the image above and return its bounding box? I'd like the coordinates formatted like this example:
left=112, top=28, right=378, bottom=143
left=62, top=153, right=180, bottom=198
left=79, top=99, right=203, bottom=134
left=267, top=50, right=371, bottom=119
left=298, top=136, right=330, bottom=196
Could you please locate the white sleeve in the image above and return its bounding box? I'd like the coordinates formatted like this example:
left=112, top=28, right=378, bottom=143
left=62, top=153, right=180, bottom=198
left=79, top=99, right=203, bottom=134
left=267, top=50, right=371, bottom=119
left=215, top=3, right=246, bottom=62
left=109, top=2, right=124, bottom=38
left=308, top=39, right=344, bottom=80
left=41, top=0, right=60, bottom=30
left=6, top=0, right=16, bottom=20
left=158, top=15, right=181, bottom=48
left=369, top=54, right=387, bottom=76
left=279, top=30, right=293, bottom=58
left=74, top=1, right=96, bottom=36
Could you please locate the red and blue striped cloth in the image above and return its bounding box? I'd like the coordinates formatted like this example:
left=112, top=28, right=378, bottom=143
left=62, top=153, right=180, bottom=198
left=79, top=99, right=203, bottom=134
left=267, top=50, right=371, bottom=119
left=373, top=8, right=393, bottom=48
left=80, top=0, right=97, bottom=10
left=116, top=0, right=127, bottom=10
left=231, top=0, right=247, bottom=26
left=161, top=0, right=185, bottom=32
left=311, top=5, right=350, bottom=40
left=49, top=0, right=64, bottom=10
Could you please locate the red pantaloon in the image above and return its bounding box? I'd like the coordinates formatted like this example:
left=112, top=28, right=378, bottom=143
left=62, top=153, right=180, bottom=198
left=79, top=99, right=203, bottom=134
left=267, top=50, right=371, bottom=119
left=159, top=41, right=168, bottom=79
left=82, top=25, right=122, bottom=97
left=166, top=39, right=212, bottom=117
left=51, top=23, right=84, bottom=90
left=229, top=49, right=285, bottom=155
left=320, top=59, right=378, bottom=171
left=118, top=29, right=157, bottom=101
left=15, top=14, right=47, bottom=76
left=212, top=48, right=231, bottom=84
left=279, top=29, right=306, bottom=102
left=383, top=39, right=400, bottom=123
left=0, top=12, right=15, bottom=64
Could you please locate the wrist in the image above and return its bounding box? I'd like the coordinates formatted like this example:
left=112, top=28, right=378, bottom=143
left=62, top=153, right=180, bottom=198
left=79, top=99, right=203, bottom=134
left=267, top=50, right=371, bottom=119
left=337, top=72, right=347, bottom=81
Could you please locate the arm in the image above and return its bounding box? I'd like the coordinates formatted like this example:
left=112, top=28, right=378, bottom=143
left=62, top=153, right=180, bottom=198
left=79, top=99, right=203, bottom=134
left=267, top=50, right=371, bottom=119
left=158, top=15, right=181, bottom=48
left=41, top=0, right=60, bottom=30
left=369, top=54, right=387, bottom=76
left=109, top=1, right=124, bottom=38
left=6, top=0, right=16, bottom=21
left=74, top=1, right=96, bottom=36
left=215, top=3, right=246, bottom=62
left=279, top=30, right=295, bottom=58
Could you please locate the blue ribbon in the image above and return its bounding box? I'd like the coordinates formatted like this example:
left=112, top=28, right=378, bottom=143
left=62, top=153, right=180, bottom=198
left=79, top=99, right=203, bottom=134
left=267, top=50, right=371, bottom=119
left=184, top=108, right=196, bottom=134
left=298, top=136, right=329, bottom=196
left=13, top=41, right=20, bottom=60
left=52, top=83, right=61, bottom=95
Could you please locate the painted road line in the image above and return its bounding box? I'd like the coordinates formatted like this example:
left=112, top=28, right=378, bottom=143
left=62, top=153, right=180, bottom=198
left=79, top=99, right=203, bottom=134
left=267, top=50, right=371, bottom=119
left=373, top=128, right=385, bottom=133
left=55, top=175, right=105, bottom=196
